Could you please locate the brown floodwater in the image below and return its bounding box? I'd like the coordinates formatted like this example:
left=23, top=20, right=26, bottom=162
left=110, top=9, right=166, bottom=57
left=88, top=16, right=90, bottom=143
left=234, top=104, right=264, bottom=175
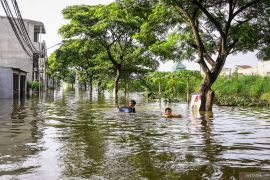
left=0, top=90, right=270, bottom=179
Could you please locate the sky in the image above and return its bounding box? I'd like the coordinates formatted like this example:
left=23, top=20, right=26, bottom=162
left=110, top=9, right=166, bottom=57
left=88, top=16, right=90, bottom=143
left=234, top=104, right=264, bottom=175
left=0, top=0, right=259, bottom=71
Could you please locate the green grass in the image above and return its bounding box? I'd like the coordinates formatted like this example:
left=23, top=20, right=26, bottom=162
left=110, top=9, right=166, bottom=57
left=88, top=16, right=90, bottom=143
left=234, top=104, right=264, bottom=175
left=213, top=75, right=270, bottom=106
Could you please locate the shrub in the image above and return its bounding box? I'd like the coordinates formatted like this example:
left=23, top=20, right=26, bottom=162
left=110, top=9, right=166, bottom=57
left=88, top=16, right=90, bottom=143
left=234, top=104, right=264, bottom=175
left=31, top=81, right=40, bottom=90
left=260, top=93, right=270, bottom=103
left=214, top=75, right=270, bottom=106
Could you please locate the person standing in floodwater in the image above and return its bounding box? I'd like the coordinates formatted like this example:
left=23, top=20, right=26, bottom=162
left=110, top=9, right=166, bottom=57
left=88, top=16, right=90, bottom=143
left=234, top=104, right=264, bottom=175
left=163, top=108, right=182, bottom=118
left=117, top=100, right=136, bottom=113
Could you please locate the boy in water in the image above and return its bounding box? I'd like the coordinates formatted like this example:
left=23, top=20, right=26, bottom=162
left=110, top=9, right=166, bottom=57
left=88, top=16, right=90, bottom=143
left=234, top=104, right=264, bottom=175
left=163, top=108, right=182, bottom=118
left=117, top=100, right=136, bottom=113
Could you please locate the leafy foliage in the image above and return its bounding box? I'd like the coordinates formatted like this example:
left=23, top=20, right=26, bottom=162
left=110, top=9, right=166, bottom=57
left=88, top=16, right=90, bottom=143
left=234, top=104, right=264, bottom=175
left=214, top=75, right=270, bottom=106
left=57, top=2, right=159, bottom=101
left=146, top=70, right=202, bottom=100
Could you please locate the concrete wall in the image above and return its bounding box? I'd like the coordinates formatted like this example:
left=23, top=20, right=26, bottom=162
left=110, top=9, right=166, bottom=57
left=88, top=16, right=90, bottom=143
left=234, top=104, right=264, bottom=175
left=0, top=16, right=45, bottom=81
left=0, top=67, right=13, bottom=98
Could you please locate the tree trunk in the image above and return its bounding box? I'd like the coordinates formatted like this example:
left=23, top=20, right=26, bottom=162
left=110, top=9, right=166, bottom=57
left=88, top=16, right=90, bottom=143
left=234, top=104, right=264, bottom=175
left=199, top=75, right=215, bottom=111
left=89, top=76, right=93, bottom=98
left=158, top=81, right=161, bottom=97
left=114, top=68, right=121, bottom=104
left=187, top=76, right=189, bottom=102
left=84, top=82, right=87, bottom=91
left=127, top=83, right=129, bottom=96
left=124, top=80, right=127, bottom=97
left=98, top=81, right=102, bottom=95
left=52, top=77, right=55, bottom=89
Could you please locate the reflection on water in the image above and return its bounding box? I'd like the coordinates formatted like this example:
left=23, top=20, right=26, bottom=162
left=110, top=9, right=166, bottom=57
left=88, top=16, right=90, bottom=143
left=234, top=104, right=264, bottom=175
left=0, top=98, right=42, bottom=177
left=0, top=91, right=270, bottom=179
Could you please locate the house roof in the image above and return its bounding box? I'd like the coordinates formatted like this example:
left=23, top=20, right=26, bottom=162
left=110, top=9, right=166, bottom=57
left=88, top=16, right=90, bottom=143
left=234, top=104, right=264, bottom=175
left=235, top=65, right=253, bottom=69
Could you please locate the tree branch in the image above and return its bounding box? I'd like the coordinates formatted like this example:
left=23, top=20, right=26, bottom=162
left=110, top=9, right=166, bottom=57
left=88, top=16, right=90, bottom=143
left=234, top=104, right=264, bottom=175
left=203, top=52, right=216, bottom=66
left=225, top=0, right=236, bottom=35
left=232, top=0, right=261, bottom=18
left=105, top=45, right=120, bottom=69
left=175, top=4, right=211, bottom=75
left=192, top=0, right=225, bottom=38
left=226, top=39, right=238, bottom=54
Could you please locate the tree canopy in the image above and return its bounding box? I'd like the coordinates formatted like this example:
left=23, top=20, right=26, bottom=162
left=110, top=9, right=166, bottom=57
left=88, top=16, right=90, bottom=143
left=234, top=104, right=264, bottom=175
left=49, top=0, right=270, bottom=111
left=127, top=0, right=270, bottom=110
left=56, top=2, right=159, bottom=102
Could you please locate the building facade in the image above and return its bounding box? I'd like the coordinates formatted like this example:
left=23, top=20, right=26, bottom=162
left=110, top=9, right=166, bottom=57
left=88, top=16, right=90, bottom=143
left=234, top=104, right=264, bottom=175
left=234, top=65, right=257, bottom=76
left=0, top=16, right=47, bottom=98
left=257, top=60, right=270, bottom=76
left=221, top=61, right=270, bottom=77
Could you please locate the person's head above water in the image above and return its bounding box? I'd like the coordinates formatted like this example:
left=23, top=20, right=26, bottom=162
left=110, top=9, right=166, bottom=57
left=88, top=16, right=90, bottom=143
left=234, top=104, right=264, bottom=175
left=128, top=100, right=136, bottom=108
left=165, top=108, right=172, bottom=115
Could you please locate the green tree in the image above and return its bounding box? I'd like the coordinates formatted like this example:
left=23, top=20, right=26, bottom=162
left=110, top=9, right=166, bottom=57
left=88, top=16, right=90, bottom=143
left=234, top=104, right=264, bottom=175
left=55, top=39, right=111, bottom=96
left=147, top=71, right=167, bottom=97
left=59, top=3, right=156, bottom=103
left=134, top=0, right=270, bottom=111
left=47, top=53, right=60, bottom=88
left=48, top=51, right=75, bottom=88
left=146, top=70, right=202, bottom=100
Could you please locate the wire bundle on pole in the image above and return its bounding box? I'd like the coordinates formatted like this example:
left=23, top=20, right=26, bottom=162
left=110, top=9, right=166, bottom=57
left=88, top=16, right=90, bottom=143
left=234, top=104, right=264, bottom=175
left=0, top=0, right=38, bottom=57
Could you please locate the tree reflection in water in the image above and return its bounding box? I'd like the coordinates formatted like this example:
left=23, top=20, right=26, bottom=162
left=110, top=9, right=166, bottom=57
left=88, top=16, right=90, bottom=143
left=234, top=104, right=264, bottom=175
left=1, top=92, right=270, bottom=179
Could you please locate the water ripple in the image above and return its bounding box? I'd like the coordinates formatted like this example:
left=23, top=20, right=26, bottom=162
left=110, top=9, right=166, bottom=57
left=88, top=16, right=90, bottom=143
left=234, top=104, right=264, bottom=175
left=0, top=92, right=270, bottom=179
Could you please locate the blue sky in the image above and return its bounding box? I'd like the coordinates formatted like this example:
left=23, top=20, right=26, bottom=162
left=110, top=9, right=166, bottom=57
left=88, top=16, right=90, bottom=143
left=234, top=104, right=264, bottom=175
left=0, top=0, right=258, bottom=71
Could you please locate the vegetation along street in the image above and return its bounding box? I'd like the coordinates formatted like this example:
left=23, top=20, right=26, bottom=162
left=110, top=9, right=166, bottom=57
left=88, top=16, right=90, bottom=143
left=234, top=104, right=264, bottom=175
left=0, top=0, right=270, bottom=179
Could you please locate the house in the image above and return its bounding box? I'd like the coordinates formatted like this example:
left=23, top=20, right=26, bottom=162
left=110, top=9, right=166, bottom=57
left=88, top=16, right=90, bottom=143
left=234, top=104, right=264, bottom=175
left=234, top=65, right=257, bottom=75
left=257, top=60, right=270, bottom=76
left=0, top=16, right=48, bottom=98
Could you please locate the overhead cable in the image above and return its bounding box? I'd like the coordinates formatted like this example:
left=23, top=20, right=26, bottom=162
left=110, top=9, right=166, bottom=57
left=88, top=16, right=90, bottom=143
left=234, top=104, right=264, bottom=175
left=0, top=0, right=39, bottom=57
left=0, top=0, right=32, bottom=56
left=11, top=0, right=37, bottom=53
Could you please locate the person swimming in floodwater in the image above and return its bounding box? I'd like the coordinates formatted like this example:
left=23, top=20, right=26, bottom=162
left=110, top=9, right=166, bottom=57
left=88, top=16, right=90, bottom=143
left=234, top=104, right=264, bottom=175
left=163, top=108, right=182, bottom=118
left=117, top=100, right=136, bottom=113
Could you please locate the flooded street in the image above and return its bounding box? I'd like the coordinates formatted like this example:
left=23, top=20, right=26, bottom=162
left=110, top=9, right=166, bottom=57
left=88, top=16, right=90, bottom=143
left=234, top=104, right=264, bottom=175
left=0, top=91, right=270, bottom=179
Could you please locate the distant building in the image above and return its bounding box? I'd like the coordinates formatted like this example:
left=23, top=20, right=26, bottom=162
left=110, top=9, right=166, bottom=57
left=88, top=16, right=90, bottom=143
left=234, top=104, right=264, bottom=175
left=234, top=65, right=257, bottom=75
left=257, top=60, right=270, bottom=76
left=172, top=62, right=186, bottom=72
left=221, top=60, right=270, bottom=77
left=0, top=16, right=48, bottom=98
left=220, top=67, right=233, bottom=77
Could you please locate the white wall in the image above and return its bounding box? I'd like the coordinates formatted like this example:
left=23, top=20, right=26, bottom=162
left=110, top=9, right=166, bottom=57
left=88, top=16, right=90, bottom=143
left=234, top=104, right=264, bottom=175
left=238, top=67, right=257, bottom=75
left=258, top=60, right=270, bottom=76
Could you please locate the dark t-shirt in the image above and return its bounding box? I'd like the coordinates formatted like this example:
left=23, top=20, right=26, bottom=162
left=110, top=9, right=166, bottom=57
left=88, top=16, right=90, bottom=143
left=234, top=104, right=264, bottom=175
left=119, top=107, right=136, bottom=113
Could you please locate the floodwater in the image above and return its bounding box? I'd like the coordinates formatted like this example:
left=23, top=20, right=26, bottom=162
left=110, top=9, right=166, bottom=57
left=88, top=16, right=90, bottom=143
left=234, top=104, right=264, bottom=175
left=0, top=91, right=270, bottom=180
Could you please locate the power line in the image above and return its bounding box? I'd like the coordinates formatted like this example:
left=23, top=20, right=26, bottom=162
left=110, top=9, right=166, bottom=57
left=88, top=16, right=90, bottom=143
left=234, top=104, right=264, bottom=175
left=11, top=0, right=37, bottom=53
left=0, top=0, right=32, bottom=56
left=47, top=42, right=62, bottom=50
left=0, top=0, right=38, bottom=57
